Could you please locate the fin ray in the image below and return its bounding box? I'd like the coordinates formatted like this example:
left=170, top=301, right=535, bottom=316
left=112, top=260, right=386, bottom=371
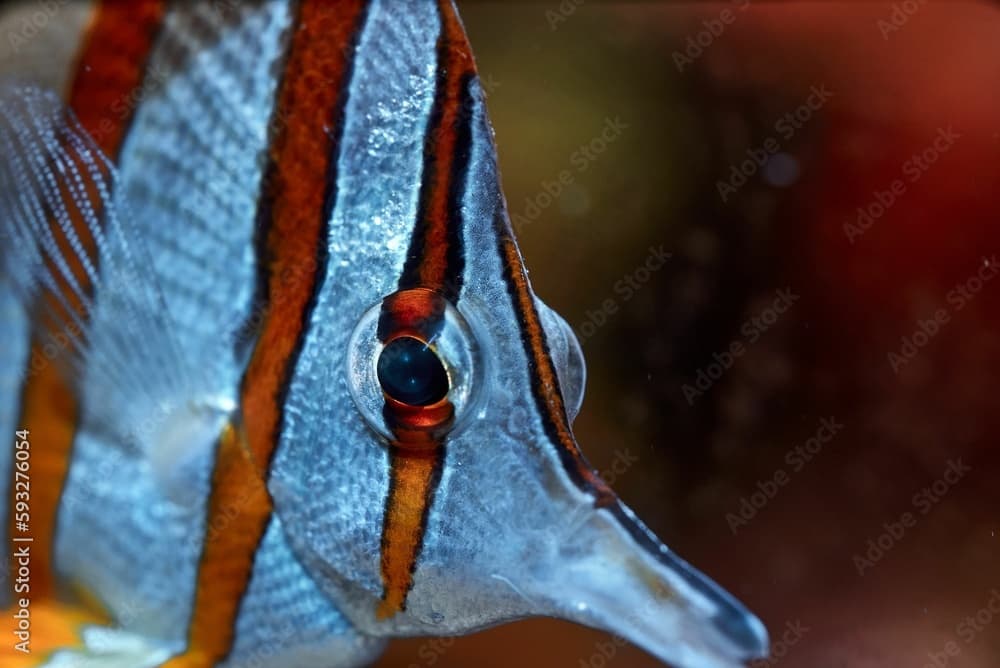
left=0, top=81, right=227, bottom=461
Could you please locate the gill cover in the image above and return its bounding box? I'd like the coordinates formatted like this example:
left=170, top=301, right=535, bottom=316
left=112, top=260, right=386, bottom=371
left=265, top=1, right=769, bottom=667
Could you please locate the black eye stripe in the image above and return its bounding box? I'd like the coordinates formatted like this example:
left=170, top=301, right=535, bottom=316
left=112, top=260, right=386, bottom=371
left=376, top=336, right=450, bottom=406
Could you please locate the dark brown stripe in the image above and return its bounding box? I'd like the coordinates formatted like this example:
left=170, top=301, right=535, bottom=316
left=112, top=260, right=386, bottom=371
left=396, top=0, right=476, bottom=305
left=494, top=211, right=614, bottom=503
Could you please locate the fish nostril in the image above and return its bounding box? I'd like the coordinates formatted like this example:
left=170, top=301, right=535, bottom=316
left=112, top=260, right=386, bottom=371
left=377, top=336, right=450, bottom=406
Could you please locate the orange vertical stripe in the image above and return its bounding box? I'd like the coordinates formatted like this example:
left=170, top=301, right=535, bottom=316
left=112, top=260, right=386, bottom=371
left=160, top=422, right=269, bottom=668
left=397, top=0, right=476, bottom=304
left=375, top=0, right=477, bottom=618
left=241, top=0, right=367, bottom=475
left=412, top=0, right=475, bottom=292
left=8, top=0, right=165, bottom=602
left=377, top=449, right=442, bottom=619
left=69, top=0, right=169, bottom=153
left=164, top=2, right=369, bottom=665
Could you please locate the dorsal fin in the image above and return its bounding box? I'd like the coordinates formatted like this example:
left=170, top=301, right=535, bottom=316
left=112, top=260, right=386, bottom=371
left=0, top=82, right=231, bottom=488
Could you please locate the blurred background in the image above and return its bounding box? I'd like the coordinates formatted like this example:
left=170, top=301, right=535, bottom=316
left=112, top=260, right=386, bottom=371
left=378, top=1, right=1000, bottom=667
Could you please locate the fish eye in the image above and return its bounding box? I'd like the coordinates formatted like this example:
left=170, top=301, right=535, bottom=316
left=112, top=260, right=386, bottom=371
left=536, top=299, right=587, bottom=422
left=346, top=288, right=488, bottom=442
left=376, top=336, right=449, bottom=406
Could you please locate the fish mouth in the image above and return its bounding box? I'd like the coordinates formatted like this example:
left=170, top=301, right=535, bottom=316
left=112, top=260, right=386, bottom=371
left=539, top=500, right=768, bottom=668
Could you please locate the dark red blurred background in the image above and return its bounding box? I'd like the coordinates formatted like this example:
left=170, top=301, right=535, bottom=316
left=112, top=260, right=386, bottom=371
left=378, top=2, right=1000, bottom=667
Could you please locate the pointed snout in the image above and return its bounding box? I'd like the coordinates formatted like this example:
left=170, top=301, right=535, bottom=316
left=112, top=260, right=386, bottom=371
left=538, top=501, right=768, bottom=668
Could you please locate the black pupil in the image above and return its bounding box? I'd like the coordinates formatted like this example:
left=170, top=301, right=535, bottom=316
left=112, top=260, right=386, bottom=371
left=376, top=337, right=449, bottom=406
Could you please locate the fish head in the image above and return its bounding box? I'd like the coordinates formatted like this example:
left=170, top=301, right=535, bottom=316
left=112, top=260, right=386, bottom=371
left=264, top=2, right=768, bottom=667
